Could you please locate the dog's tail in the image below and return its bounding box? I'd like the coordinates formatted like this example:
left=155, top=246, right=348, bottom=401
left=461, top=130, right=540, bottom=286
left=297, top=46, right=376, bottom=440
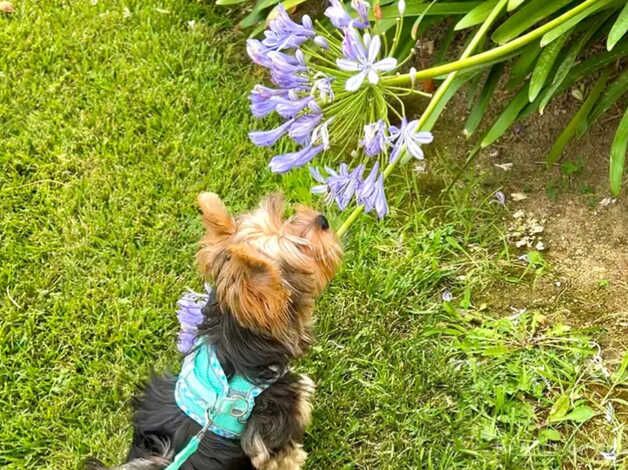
left=84, top=435, right=174, bottom=470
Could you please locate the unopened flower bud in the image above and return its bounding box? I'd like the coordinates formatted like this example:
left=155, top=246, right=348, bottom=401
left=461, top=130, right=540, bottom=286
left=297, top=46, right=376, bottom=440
left=398, top=0, right=405, bottom=16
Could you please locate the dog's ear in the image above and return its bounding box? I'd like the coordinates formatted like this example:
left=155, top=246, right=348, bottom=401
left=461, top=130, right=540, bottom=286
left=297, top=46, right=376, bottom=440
left=216, top=242, right=291, bottom=339
left=198, top=192, right=236, bottom=238
left=197, top=192, right=236, bottom=277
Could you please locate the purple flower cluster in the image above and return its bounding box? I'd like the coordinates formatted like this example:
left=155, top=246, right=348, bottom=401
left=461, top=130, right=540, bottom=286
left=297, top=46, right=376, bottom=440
left=360, top=117, right=434, bottom=163
left=310, top=118, right=433, bottom=218
left=337, top=30, right=397, bottom=91
left=246, top=6, right=331, bottom=174
left=176, top=289, right=209, bottom=354
left=246, top=1, right=434, bottom=219
left=311, top=162, right=388, bottom=218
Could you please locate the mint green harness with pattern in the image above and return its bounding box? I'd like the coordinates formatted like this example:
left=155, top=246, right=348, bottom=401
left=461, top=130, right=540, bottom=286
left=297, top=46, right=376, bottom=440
left=166, top=340, right=270, bottom=469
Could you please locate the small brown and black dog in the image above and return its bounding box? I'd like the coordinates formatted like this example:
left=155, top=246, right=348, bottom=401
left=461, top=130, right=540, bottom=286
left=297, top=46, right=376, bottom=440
left=87, top=192, right=342, bottom=470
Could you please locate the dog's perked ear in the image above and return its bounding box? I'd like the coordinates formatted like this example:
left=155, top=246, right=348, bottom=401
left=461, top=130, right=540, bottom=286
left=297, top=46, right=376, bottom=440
left=197, top=192, right=236, bottom=277
left=216, top=242, right=292, bottom=341
left=198, top=192, right=236, bottom=237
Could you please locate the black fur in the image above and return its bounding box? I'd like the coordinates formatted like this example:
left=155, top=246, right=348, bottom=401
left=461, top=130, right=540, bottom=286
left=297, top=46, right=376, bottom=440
left=89, top=293, right=313, bottom=469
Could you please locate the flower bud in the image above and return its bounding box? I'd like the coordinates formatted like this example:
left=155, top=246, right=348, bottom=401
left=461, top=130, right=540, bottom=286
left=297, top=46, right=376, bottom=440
left=374, top=2, right=382, bottom=20
left=397, top=0, right=405, bottom=16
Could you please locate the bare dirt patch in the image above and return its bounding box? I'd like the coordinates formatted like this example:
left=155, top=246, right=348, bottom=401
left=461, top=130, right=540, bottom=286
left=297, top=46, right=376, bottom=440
left=438, top=91, right=627, bottom=354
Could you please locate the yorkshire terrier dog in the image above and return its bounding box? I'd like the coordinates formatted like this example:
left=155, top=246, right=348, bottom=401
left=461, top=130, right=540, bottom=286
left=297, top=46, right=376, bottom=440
left=87, top=192, right=342, bottom=470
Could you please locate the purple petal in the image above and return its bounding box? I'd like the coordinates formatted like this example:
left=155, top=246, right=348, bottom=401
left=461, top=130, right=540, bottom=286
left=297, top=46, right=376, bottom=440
left=373, top=174, right=388, bottom=218
left=274, top=95, right=313, bottom=118
left=367, top=68, right=379, bottom=84
left=269, top=144, right=324, bottom=173
left=314, top=35, right=329, bottom=49
left=249, top=119, right=294, bottom=146
left=336, top=58, right=361, bottom=72
left=351, top=0, right=370, bottom=26
left=288, top=113, right=322, bottom=145
left=246, top=39, right=272, bottom=67
left=373, top=57, right=398, bottom=72
left=342, top=27, right=366, bottom=62
left=367, top=35, right=380, bottom=63
left=345, top=70, right=367, bottom=91
left=325, top=0, right=352, bottom=28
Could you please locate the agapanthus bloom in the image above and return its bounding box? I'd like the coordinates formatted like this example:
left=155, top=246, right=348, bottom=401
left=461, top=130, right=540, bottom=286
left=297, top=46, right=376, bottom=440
left=360, top=120, right=388, bottom=156
left=337, top=32, right=397, bottom=91
left=176, top=288, right=210, bottom=353
left=389, top=117, right=435, bottom=162
left=247, top=1, right=433, bottom=219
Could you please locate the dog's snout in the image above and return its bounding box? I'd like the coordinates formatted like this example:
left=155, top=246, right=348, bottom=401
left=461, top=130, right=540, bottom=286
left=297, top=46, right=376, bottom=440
left=315, top=214, right=330, bottom=231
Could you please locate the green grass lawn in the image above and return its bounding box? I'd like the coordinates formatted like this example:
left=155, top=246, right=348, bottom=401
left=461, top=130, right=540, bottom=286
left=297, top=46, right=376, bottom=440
left=1, top=1, right=625, bottom=469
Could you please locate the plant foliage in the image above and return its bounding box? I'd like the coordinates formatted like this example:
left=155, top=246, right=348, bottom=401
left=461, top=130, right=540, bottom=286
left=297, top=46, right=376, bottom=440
left=226, top=0, right=627, bottom=196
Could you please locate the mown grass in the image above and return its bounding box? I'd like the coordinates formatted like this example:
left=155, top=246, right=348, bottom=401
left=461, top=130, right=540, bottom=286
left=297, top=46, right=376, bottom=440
left=1, top=1, right=625, bottom=469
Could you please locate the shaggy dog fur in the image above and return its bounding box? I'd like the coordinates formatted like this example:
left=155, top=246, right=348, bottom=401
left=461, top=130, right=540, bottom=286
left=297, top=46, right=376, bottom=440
left=86, top=193, right=342, bottom=470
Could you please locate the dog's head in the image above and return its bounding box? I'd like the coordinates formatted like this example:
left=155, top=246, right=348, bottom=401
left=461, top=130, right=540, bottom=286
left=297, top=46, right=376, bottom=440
left=196, top=192, right=342, bottom=349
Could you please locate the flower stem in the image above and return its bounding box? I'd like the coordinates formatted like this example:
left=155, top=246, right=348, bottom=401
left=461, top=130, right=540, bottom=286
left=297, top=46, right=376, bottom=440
left=336, top=0, right=509, bottom=238
left=382, top=0, right=601, bottom=86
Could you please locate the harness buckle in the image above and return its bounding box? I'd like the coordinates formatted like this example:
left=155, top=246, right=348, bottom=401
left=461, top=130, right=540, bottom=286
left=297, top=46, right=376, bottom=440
left=223, top=392, right=251, bottom=424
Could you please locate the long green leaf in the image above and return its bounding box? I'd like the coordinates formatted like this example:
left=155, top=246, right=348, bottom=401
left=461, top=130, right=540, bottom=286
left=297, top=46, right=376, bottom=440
left=546, top=70, right=609, bottom=165
left=379, top=2, right=481, bottom=19
left=455, top=0, right=500, bottom=30
left=507, top=0, right=525, bottom=12
left=411, top=0, right=439, bottom=39
left=584, top=68, right=628, bottom=134
left=538, top=11, right=612, bottom=113
left=609, top=107, right=628, bottom=196
left=464, top=63, right=505, bottom=137
left=507, top=42, right=541, bottom=89
left=216, top=0, right=248, bottom=5
left=492, top=0, right=572, bottom=44
left=423, top=72, right=481, bottom=130
left=563, top=39, right=628, bottom=88
left=481, top=85, right=530, bottom=147
left=529, top=32, right=570, bottom=102
left=540, top=0, right=615, bottom=47
left=608, top=2, right=628, bottom=50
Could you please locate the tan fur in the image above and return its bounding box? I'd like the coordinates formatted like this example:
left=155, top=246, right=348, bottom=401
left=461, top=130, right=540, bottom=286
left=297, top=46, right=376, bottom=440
left=216, top=243, right=291, bottom=340
left=253, top=445, right=308, bottom=470
left=196, top=192, right=342, bottom=346
left=293, top=375, right=315, bottom=428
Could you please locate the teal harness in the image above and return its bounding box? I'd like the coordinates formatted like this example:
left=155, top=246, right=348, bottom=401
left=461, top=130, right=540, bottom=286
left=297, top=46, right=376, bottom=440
left=167, top=340, right=271, bottom=469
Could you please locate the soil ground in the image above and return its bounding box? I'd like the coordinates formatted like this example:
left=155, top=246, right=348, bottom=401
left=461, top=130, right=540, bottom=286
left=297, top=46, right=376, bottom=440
left=439, top=90, right=627, bottom=356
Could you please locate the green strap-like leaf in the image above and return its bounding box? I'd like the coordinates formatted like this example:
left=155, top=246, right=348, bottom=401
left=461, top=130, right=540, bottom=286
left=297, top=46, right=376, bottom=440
left=529, top=32, right=570, bottom=102
left=464, top=63, right=505, bottom=137
left=379, top=2, right=481, bottom=19
left=507, top=0, right=525, bottom=12
left=584, top=68, right=628, bottom=135
left=507, top=42, right=541, bottom=90
left=216, top=0, right=248, bottom=5
left=423, top=72, right=481, bottom=131
left=609, top=107, right=628, bottom=196
left=546, top=70, right=609, bottom=165
left=411, top=0, right=440, bottom=39
left=480, top=85, right=530, bottom=147
left=538, top=11, right=612, bottom=113
left=562, top=39, right=628, bottom=90
left=492, top=0, right=573, bottom=44
left=608, top=2, right=628, bottom=50
left=455, top=0, right=500, bottom=30
left=540, top=0, right=615, bottom=47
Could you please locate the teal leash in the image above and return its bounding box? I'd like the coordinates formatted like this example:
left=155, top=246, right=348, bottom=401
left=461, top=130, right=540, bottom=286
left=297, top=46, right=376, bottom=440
left=165, top=406, right=214, bottom=470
